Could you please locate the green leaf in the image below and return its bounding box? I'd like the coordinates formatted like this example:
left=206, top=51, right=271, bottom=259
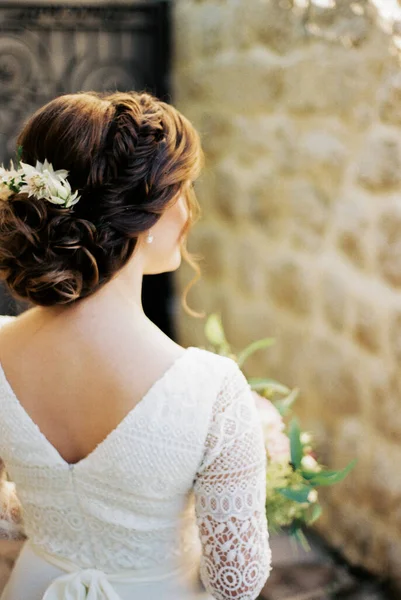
left=289, top=523, right=311, bottom=551
left=204, top=314, right=227, bottom=348
left=307, top=503, right=322, bottom=524
left=274, top=388, right=299, bottom=416
left=304, top=459, right=357, bottom=487
left=9, top=181, right=21, bottom=194
left=237, top=338, right=275, bottom=368
left=16, top=145, right=23, bottom=167
left=289, top=418, right=303, bottom=469
left=277, top=485, right=312, bottom=503
left=301, top=470, right=320, bottom=481
left=248, top=378, right=290, bottom=395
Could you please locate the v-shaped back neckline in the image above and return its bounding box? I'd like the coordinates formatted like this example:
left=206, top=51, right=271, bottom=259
left=0, top=346, right=195, bottom=471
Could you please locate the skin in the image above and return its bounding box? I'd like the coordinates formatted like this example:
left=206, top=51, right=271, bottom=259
left=0, top=190, right=191, bottom=466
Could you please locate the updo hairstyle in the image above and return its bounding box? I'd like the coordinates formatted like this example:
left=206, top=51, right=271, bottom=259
left=0, top=91, right=203, bottom=312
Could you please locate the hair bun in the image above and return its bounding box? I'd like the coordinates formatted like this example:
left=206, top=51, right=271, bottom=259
left=0, top=193, right=101, bottom=305
left=0, top=91, right=202, bottom=307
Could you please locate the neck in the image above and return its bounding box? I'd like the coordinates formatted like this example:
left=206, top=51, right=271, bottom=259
left=35, top=256, right=147, bottom=323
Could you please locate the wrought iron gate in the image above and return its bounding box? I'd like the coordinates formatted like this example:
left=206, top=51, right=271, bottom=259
left=0, top=1, right=175, bottom=337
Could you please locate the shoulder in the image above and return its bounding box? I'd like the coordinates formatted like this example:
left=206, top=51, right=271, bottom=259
left=187, top=346, right=240, bottom=375
left=186, top=346, right=249, bottom=392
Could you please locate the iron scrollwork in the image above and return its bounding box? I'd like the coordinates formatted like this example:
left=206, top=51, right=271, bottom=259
left=0, top=2, right=171, bottom=323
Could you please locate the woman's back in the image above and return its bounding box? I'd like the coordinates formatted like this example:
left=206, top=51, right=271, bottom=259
left=0, top=305, right=187, bottom=466
left=0, top=314, right=271, bottom=600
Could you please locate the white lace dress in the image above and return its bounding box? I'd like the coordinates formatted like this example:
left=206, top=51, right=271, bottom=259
left=0, top=315, right=271, bottom=600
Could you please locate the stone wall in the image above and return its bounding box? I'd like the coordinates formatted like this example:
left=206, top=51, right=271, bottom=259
left=173, top=0, right=401, bottom=583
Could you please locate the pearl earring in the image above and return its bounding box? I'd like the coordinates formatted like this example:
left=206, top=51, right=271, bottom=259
left=146, top=231, right=154, bottom=244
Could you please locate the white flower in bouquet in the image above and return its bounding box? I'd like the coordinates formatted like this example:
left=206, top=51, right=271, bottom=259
left=301, top=454, right=321, bottom=473
left=300, top=432, right=312, bottom=445
left=307, top=490, right=318, bottom=503
left=0, top=461, right=24, bottom=540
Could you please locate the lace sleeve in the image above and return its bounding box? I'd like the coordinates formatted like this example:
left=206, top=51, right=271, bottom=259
left=193, top=360, right=271, bottom=600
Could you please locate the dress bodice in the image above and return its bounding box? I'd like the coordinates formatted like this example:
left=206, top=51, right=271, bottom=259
left=0, top=315, right=271, bottom=599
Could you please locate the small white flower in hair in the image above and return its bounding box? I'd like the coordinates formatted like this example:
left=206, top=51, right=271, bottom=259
left=0, top=182, right=14, bottom=202
left=19, top=159, right=80, bottom=208
left=0, top=161, right=22, bottom=201
left=0, top=156, right=81, bottom=208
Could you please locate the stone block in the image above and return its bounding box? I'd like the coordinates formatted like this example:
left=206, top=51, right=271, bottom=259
left=336, top=195, right=370, bottom=270
left=331, top=417, right=369, bottom=504
left=352, top=295, right=381, bottom=353
left=236, top=236, right=266, bottom=297
left=197, top=4, right=232, bottom=58
left=285, top=45, right=376, bottom=115
left=378, top=71, right=401, bottom=127
left=288, top=179, right=330, bottom=252
left=369, top=439, right=401, bottom=521
left=307, top=5, right=371, bottom=48
left=248, top=169, right=288, bottom=239
left=307, top=338, right=362, bottom=415
left=191, top=168, right=216, bottom=216
left=266, top=255, right=313, bottom=316
left=320, top=268, right=348, bottom=332
left=235, top=0, right=305, bottom=55
left=223, top=299, right=280, bottom=373
left=298, top=129, right=347, bottom=175
left=198, top=112, right=237, bottom=162
left=195, top=48, right=284, bottom=113
left=358, top=130, right=401, bottom=191
left=268, top=323, right=309, bottom=390
left=212, top=158, right=249, bottom=222
left=172, top=65, right=209, bottom=107
left=187, top=223, right=232, bottom=281
left=172, top=2, right=202, bottom=68
left=378, top=204, right=401, bottom=288
left=233, top=115, right=297, bottom=170
left=371, top=367, right=401, bottom=444
left=389, top=308, right=401, bottom=366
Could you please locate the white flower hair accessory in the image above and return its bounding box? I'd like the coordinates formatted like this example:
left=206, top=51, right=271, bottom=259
left=0, top=161, right=22, bottom=202
left=0, top=155, right=80, bottom=209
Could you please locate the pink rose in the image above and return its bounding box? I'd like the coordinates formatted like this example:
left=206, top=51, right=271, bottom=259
left=252, top=391, right=291, bottom=464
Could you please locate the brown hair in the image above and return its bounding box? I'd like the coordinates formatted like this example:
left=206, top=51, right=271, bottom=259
left=0, top=91, right=203, bottom=314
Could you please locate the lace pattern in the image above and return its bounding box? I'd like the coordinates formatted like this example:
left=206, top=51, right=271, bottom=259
left=0, top=315, right=271, bottom=598
left=193, top=362, right=271, bottom=599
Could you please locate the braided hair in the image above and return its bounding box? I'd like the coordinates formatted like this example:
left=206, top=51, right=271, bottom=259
left=0, top=92, right=202, bottom=307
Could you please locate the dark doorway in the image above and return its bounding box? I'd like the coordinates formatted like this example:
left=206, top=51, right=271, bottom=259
left=0, top=1, right=175, bottom=339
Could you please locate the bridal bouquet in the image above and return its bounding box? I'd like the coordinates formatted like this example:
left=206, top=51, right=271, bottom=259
left=204, top=314, right=356, bottom=547
left=0, top=459, right=24, bottom=540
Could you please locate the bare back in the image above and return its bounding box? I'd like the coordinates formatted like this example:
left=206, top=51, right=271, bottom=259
left=0, top=307, right=186, bottom=465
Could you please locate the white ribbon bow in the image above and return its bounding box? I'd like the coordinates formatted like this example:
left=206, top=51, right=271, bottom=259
left=42, top=568, right=122, bottom=600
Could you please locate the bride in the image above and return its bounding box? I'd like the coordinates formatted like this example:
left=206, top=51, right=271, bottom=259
left=0, top=91, right=271, bottom=600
